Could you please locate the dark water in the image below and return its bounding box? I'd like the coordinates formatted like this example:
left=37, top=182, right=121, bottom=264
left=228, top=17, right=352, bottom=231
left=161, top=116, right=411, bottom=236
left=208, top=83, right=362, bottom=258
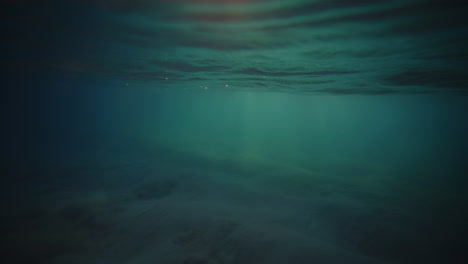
left=2, top=1, right=468, bottom=263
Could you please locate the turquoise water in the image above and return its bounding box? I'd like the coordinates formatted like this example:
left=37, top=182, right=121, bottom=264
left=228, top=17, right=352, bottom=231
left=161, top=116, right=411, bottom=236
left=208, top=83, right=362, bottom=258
left=2, top=1, right=468, bottom=263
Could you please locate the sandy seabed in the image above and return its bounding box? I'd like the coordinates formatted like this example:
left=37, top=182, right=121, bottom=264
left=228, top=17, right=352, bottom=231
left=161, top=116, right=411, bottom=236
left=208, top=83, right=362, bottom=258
left=2, top=146, right=466, bottom=264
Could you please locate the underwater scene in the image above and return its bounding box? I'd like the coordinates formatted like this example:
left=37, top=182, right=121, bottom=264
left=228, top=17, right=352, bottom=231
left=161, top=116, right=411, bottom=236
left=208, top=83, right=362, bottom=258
left=2, top=0, right=468, bottom=263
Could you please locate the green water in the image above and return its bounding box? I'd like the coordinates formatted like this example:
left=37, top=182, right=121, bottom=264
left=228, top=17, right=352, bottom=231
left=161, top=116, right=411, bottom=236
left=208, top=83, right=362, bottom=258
left=2, top=0, right=468, bottom=263
left=3, top=88, right=467, bottom=264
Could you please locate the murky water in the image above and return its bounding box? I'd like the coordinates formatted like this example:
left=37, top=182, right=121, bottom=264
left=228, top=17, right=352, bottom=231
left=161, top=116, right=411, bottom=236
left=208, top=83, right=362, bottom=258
left=2, top=1, right=468, bottom=263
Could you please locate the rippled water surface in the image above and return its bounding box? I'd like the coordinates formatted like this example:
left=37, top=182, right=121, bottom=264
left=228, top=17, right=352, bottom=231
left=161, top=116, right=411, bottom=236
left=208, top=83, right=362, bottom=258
left=7, top=0, right=468, bottom=93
